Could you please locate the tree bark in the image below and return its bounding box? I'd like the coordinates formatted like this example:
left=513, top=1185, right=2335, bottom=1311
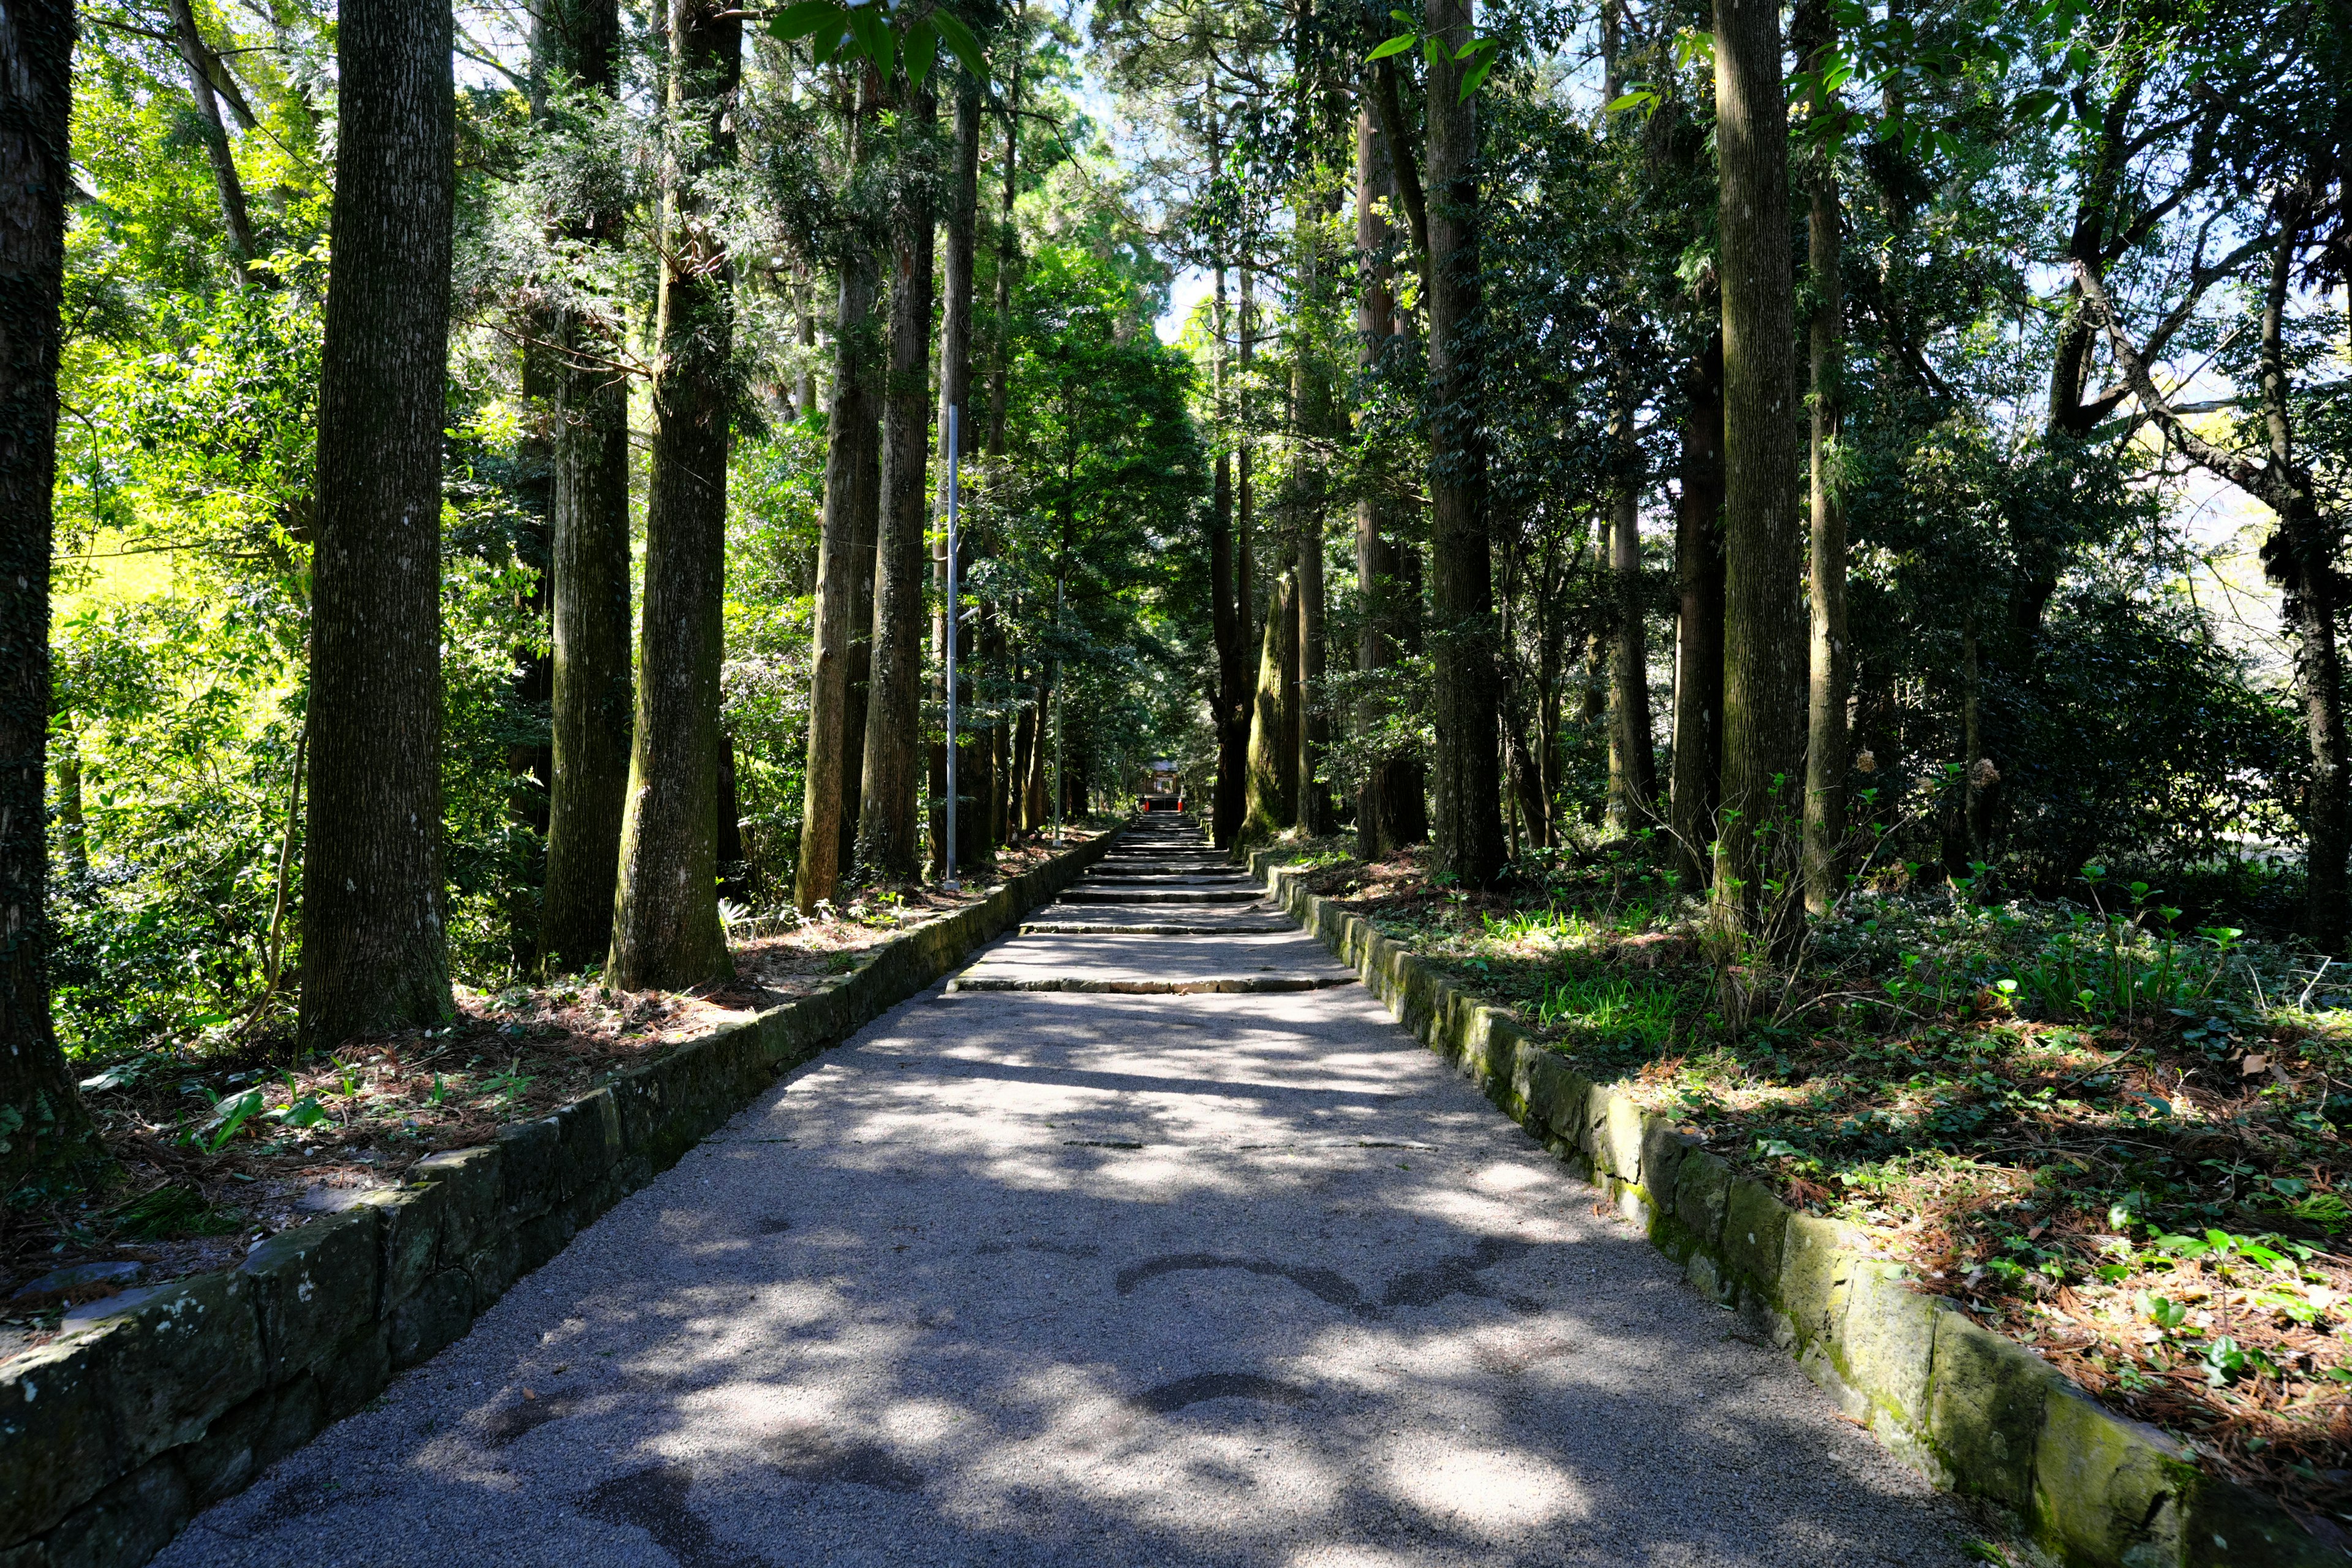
left=1800, top=0, right=1847, bottom=916
left=537, top=0, right=631, bottom=974
left=1424, top=0, right=1505, bottom=886
left=1353, top=100, right=1426, bottom=858
left=934, top=81, right=984, bottom=873
left=855, top=85, right=939, bottom=880
left=606, top=0, right=738, bottom=989
left=1711, top=0, right=1804, bottom=928
left=0, top=0, right=99, bottom=1185
left=165, top=0, right=259, bottom=274
left=1670, top=330, right=1726, bottom=889
left=986, top=3, right=1024, bottom=458
left=794, top=74, right=881, bottom=913
left=299, top=0, right=454, bottom=1048
left=1607, top=457, right=1656, bottom=826
left=1208, top=238, right=1249, bottom=849
left=1243, top=572, right=1300, bottom=840
left=1297, top=506, right=1330, bottom=833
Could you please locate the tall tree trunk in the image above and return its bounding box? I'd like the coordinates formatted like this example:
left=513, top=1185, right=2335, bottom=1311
left=1711, top=0, right=1804, bottom=927
left=537, top=0, right=631, bottom=974
left=1238, top=265, right=1257, bottom=652
left=0, top=0, right=98, bottom=1185
left=1243, top=573, right=1300, bottom=840
left=856, top=86, right=939, bottom=880
left=1607, top=461, right=1656, bottom=826
left=1297, top=508, right=1330, bottom=833
left=1208, top=240, right=1249, bottom=849
left=986, top=3, right=1023, bottom=458
left=793, top=266, right=816, bottom=418
left=300, top=0, right=454, bottom=1047
left=1425, top=0, right=1504, bottom=886
left=794, top=73, right=881, bottom=913
left=1353, top=102, right=1426, bottom=857
left=1670, top=330, right=1725, bottom=888
left=1800, top=0, right=1847, bottom=914
left=607, top=0, right=738, bottom=989
left=165, top=0, right=258, bottom=274
left=935, top=81, right=983, bottom=873
left=1600, top=0, right=1654, bottom=831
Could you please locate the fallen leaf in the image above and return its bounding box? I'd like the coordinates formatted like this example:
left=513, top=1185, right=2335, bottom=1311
left=2242, top=1054, right=2269, bottom=1076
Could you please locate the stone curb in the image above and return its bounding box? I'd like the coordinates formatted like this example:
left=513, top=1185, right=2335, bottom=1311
left=0, top=829, right=1118, bottom=1568
left=1244, top=850, right=2342, bottom=1568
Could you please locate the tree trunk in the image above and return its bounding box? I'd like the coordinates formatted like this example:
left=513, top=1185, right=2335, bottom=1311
left=1670, top=330, right=1725, bottom=889
left=1353, top=102, right=1426, bottom=858
left=986, top=4, right=1023, bottom=458
left=1023, top=663, right=1051, bottom=831
left=856, top=85, right=939, bottom=880
left=716, top=732, right=746, bottom=900
left=1010, top=645, right=1036, bottom=835
left=537, top=0, right=631, bottom=974
left=1424, top=0, right=1505, bottom=886
left=0, top=0, right=98, bottom=1186
left=1711, top=0, right=1804, bottom=928
left=606, top=0, right=738, bottom=989
left=794, top=73, right=881, bottom=913
left=300, top=0, right=455, bottom=1047
left=1799, top=0, right=1848, bottom=916
left=935, top=81, right=984, bottom=873
left=1297, top=508, right=1330, bottom=834
left=1244, top=572, right=1300, bottom=840
left=1208, top=241, right=1250, bottom=850
left=165, top=0, right=259, bottom=273
left=1607, top=469, right=1656, bottom=826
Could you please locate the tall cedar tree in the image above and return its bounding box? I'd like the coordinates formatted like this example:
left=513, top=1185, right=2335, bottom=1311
left=932, top=81, right=985, bottom=873
left=1710, top=0, right=1804, bottom=924
left=857, top=86, right=940, bottom=878
left=0, top=0, right=99, bottom=1186
left=608, top=0, right=739, bottom=987
left=795, top=72, right=883, bottom=912
left=1209, top=258, right=1248, bottom=847
left=298, top=0, right=456, bottom=1049
left=1798, top=0, right=1847, bottom=914
left=1601, top=4, right=1656, bottom=827
left=1243, top=573, right=1300, bottom=838
left=1668, top=330, right=1725, bottom=886
left=537, top=0, right=634, bottom=972
left=1352, top=103, right=1427, bottom=856
left=1424, top=0, right=1505, bottom=885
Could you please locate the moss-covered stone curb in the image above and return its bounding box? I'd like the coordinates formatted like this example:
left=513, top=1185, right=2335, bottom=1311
left=1245, top=850, right=2343, bottom=1568
left=0, top=829, right=1117, bottom=1568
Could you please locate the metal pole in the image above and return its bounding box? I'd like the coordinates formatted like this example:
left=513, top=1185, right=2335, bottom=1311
left=942, top=404, right=960, bottom=891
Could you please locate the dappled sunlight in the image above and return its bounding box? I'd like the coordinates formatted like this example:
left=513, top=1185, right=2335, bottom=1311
left=157, top=874, right=1970, bottom=1567
left=1380, top=1438, right=1588, bottom=1536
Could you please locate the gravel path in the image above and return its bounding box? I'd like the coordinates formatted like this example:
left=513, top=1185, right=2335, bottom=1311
left=154, top=818, right=1977, bottom=1568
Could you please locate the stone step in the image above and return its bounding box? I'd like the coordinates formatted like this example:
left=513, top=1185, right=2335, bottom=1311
left=945, top=974, right=1358, bottom=994
left=1020, top=922, right=1297, bottom=935
left=1057, top=889, right=1265, bottom=905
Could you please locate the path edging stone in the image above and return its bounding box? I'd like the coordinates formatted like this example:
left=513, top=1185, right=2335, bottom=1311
left=0, top=829, right=1118, bottom=1568
left=1245, top=849, right=2340, bottom=1568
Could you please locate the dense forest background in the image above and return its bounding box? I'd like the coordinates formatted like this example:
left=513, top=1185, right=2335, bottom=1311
left=0, top=0, right=2343, bottom=1213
